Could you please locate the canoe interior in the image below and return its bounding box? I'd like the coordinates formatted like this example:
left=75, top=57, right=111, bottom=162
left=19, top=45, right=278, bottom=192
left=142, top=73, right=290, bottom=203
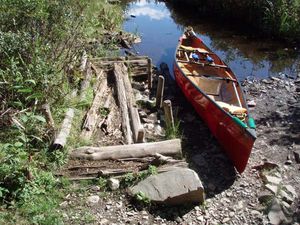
left=176, top=33, right=249, bottom=123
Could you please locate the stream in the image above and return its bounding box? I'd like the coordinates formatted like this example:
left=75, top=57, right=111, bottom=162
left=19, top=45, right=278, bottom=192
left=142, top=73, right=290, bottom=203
left=122, top=0, right=300, bottom=80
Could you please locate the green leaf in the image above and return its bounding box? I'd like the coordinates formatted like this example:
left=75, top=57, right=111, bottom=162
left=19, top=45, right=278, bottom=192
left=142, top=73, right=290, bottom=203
left=17, top=88, right=32, bottom=93
left=14, top=142, right=23, bottom=148
left=33, top=115, right=46, bottom=123
left=25, top=79, right=36, bottom=85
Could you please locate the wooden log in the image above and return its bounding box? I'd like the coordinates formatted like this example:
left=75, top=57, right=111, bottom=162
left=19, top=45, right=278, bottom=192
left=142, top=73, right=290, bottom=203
left=147, top=58, right=153, bottom=89
left=163, top=100, right=174, bottom=129
left=52, top=108, right=74, bottom=149
left=114, top=63, right=133, bottom=144
left=156, top=75, right=165, bottom=108
left=81, top=76, right=108, bottom=139
left=121, top=63, right=145, bottom=143
left=70, top=139, right=182, bottom=160
left=41, top=103, right=55, bottom=128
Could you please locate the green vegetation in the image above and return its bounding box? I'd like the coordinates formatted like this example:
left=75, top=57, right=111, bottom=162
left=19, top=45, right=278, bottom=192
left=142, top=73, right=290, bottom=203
left=0, top=0, right=123, bottom=224
left=172, top=0, right=300, bottom=40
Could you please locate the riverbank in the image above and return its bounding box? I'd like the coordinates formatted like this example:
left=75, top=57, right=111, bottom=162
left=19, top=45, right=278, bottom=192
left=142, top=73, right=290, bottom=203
left=165, top=0, right=300, bottom=42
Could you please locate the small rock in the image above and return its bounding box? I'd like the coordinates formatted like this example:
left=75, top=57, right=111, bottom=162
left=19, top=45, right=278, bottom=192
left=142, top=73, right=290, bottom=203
left=59, top=201, right=68, bottom=208
left=196, top=216, right=204, bottom=222
left=108, top=178, right=120, bottom=191
left=138, top=110, right=148, bottom=118
left=90, top=185, right=101, bottom=192
left=144, top=123, right=154, bottom=130
left=86, top=195, right=100, bottom=205
left=271, top=77, right=280, bottom=81
left=247, top=100, right=256, bottom=107
left=268, top=198, right=287, bottom=225
left=280, top=190, right=294, bottom=204
left=265, top=184, right=278, bottom=194
left=264, top=175, right=282, bottom=185
left=284, top=185, right=298, bottom=198
left=293, top=150, right=300, bottom=163
left=222, top=217, right=230, bottom=223
left=99, top=218, right=110, bottom=225
left=284, top=160, right=292, bottom=165
left=229, top=212, right=235, bottom=217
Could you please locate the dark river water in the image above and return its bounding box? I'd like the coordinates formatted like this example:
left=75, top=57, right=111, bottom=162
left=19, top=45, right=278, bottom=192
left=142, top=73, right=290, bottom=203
left=122, top=0, right=300, bottom=80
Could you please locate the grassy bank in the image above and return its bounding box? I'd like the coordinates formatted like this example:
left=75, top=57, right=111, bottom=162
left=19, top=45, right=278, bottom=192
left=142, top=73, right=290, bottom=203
left=0, top=0, right=123, bottom=224
left=170, top=0, right=300, bottom=41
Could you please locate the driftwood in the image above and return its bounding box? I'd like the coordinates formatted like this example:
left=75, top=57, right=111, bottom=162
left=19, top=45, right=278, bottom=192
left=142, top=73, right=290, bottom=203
left=70, top=139, right=182, bottom=160
left=156, top=75, right=165, bottom=108
left=52, top=108, right=74, bottom=149
left=163, top=100, right=174, bottom=129
left=114, top=63, right=133, bottom=144
left=91, top=63, right=104, bottom=91
left=41, top=103, right=55, bottom=128
left=81, top=74, right=107, bottom=139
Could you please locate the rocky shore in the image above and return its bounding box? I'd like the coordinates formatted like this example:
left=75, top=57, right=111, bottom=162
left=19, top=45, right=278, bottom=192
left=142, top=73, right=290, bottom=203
left=60, top=73, right=300, bottom=225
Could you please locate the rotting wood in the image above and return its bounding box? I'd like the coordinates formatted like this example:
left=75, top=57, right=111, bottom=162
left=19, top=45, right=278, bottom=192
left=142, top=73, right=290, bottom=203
left=81, top=74, right=108, bottom=139
left=52, top=108, right=74, bottom=150
left=103, top=95, right=112, bottom=110
left=90, top=63, right=104, bottom=91
left=70, top=139, right=182, bottom=160
left=41, top=103, right=55, bottom=128
left=163, top=100, right=175, bottom=129
left=114, top=63, right=133, bottom=144
left=120, top=62, right=145, bottom=143
left=156, top=75, right=165, bottom=108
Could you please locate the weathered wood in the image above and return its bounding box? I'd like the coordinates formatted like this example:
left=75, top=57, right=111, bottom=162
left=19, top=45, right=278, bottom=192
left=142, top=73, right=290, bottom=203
left=129, top=107, right=145, bottom=143
left=70, top=139, right=182, bottom=160
left=114, top=63, right=133, bottom=144
left=41, top=103, right=55, bottom=128
left=147, top=58, right=153, bottom=89
left=91, top=64, right=104, bottom=91
left=81, top=75, right=107, bottom=139
left=156, top=75, right=165, bottom=108
left=52, top=108, right=74, bottom=149
left=163, top=100, right=174, bottom=129
left=103, top=95, right=112, bottom=110
left=121, top=62, right=145, bottom=143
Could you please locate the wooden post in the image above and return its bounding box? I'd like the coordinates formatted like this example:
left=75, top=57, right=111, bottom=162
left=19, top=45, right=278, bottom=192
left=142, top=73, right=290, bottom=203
left=156, top=75, right=165, bottom=108
left=147, top=58, right=153, bottom=89
left=52, top=108, right=74, bottom=149
left=129, top=107, right=145, bottom=143
left=163, top=100, right=174, bottom=129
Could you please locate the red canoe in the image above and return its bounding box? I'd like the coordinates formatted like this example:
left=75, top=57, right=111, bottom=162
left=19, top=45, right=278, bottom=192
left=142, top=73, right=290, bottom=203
left=173, top=28, right=256, bottom=173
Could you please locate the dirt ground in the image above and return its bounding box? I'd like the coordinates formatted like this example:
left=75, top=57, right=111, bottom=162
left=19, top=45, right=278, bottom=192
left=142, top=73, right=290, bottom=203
left=60, top=70, right=300, bottom=224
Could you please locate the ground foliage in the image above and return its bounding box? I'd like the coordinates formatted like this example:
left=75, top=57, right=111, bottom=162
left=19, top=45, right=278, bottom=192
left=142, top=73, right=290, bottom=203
left=0, top=0, right=122, bottom=224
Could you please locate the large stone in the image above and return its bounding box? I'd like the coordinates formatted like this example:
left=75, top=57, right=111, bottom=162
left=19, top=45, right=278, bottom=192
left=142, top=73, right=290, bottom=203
left=129, top=168, right=204, bottom=205
left=264, top=175, right=282, bottom=185
left=108, top=178, right=120, bottom=191
left=267, top=198, right=287, bottom=225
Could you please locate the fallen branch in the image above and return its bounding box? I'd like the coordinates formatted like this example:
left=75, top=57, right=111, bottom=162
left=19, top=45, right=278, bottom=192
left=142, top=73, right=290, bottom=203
left=52, top=108, right=74, bottom=149
left=70, top=139, right=182, bottom=160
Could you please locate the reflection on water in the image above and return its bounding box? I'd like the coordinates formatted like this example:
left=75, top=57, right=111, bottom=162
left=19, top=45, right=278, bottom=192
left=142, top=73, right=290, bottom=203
left=123, top=0, right=300, bottom=80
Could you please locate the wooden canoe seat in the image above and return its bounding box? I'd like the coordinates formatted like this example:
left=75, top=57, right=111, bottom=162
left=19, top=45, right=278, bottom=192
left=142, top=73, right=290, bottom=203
left=216, top=101, right=247, bottom=114
left=195, top=77, right=222, bottom=96
left=180, top=45, right=209, bottom=54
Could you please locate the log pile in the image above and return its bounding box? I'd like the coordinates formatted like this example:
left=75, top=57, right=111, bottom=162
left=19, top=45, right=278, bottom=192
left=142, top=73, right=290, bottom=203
left=92, top=56, right=152, bottom=79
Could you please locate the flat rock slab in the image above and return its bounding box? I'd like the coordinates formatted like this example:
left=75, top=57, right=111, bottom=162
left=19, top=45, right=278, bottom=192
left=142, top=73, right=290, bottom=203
left=130, top=168, right=204, bottom=205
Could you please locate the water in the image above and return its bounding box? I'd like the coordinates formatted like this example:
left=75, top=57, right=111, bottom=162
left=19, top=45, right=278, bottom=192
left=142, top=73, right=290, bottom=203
left=123, top=0, right=300, bottom=80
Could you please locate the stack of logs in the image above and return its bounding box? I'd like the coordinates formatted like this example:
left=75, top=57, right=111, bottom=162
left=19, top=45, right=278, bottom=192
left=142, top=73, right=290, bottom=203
left=51, top=53, right=183, bottom=180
